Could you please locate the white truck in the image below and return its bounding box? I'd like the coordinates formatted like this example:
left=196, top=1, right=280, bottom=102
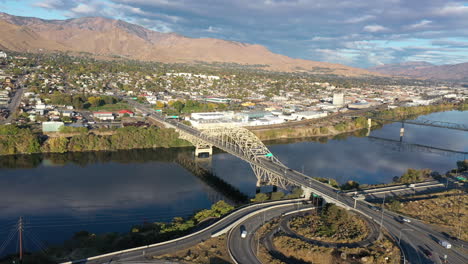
left=439, top=240, right=452, bottom=249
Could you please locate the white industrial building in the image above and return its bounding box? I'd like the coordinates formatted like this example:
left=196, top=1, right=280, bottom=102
left=292, top=111, right=328, bottom=120
left=93, top=112, right=115, bottom=121
left=0, top=51, right=7, bottom=58
left=333, top=93, right=344, bottom=106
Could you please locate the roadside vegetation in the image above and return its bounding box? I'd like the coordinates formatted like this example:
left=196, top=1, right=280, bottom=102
left=153, top=236, right=232, bottom=264
left=251, top=188, right=303, bottom=202
left=289, top=204, right=368, bottom=243
left=0, top=125, right=191, bottom=155
left=271, top=235, right=400, bottom=264
left=385, top=189, right=467, bottom=240
left=257, top=214, right=400, bottom=264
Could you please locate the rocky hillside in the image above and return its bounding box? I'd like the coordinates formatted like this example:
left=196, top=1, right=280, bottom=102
left=0, top=12, right=380, bottom=77
left=369, top=61, right=468, bottom=80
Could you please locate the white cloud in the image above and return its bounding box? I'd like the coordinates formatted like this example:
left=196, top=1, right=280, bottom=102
left=70, top=3, right=96, bottom=14
left=205, top=26, right=221, bottom=33
left=408, top=19, right=432, bottom=29
left=363, top=24, right=389, bottom=32
left=436, top=3, right=468, bottom=16
left=345, top=15, right=375, bottom=24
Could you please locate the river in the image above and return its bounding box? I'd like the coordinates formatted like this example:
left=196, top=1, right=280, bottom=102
left=0, top=110, right=466, bottom=257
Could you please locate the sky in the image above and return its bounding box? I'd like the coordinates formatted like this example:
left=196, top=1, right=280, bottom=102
left=1, top=0, right=468, bottom=68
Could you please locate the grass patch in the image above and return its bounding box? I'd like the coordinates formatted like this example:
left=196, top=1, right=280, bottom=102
left=88, top=103, right=131, bottom=112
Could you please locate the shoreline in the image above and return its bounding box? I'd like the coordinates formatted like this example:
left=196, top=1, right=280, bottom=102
left=251, top=102, right=466, bottom=141
left=0, top=102, right=465, bottom=157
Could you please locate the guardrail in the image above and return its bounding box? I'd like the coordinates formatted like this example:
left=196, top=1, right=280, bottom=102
left=60, top=198, right=305, bottom=264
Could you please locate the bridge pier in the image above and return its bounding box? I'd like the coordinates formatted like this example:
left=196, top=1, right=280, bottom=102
left=399, top=122, right=405, bottom=142
left=366, top=118, right=372, bottom=136
left=195, top=144, right=213, bottom=157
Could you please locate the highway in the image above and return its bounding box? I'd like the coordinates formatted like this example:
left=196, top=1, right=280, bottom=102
left=60, top=199, right=308, bottom=264
left=227, top=204, right=313, bottom=264
left=125, top=100, right=468, bottom=264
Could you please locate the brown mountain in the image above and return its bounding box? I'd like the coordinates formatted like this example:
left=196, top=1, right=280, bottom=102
left=0, top=12, right=380, bottom=77
left=369, top=61, right=468, bottom=80
left=0, top=19, right=69, bottom=52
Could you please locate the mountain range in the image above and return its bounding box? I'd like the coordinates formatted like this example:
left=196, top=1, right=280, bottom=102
left=369, top=61, right=468, bottom=81
left=0, top=12, right=377, bottom=77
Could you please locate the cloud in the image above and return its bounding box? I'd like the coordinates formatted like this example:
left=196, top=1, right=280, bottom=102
left=363, top=24, right=389, bottom=33
left=70, top=3, right=96, bottom=14
left=408, top=19, right=432, bottom=29
left=204, top=26, right=221, bottom=33
left=31, top=0, right=468, bottom=67
left=34, top=0, right=77, bottom=10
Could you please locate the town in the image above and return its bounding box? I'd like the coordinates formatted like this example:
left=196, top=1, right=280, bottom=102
left=0, top=52, right=466, bottom=133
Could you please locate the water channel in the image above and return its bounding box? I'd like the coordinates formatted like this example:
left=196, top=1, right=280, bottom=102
left=0, top=110, right=466, bottom=257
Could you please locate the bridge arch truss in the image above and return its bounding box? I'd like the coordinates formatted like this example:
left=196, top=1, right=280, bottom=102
left=178, top=126, right=290, bottom=188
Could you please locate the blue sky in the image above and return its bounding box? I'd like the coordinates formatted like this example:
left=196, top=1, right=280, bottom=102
left=1, top=0, right=468, bottom=68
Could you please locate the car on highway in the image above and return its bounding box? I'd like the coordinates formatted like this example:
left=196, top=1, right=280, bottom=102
left=398, top=216, right=411, bottom=223
left=240, top=225, right=247, bottom=238
left=438, top=240, right=452, bottom=249
left=421, top=248, right=432, bottom=257
left=370, top=206, right=380, bottom=212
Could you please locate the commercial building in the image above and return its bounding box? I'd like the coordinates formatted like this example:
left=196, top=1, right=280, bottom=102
left=292, top=111, right=328, bottom=120
left=118, top=110, right=135, bottom=117
left=93, top=112, right=114, bottom=121
left=333, top=93, right=344, bottom=106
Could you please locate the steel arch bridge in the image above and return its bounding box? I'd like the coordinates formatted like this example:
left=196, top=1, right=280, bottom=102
left=178, top=126, right=290, bottom=188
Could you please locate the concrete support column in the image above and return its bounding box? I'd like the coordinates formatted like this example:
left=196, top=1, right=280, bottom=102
left=366, top=118, right=372, bottom=136
left=399, top=122, right=405, bottom=142
left=301, top=186, right=313, bottom=199
left=256, top=178, right=262, bottom=193
left=195, top=145, right=213, bottom=157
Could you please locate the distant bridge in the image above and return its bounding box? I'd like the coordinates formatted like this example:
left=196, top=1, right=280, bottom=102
left=368, top=136, right=468, bottom=157
left=369, top=117, right=468, bottom=131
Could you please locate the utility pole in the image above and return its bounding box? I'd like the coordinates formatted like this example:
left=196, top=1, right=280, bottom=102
left=18, top=217, right=23, bottom=264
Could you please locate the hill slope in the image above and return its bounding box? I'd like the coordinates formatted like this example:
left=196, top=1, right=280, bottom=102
left=369, top=61, right=468, bottom=80
left=0, top=12, right=379, bottom=77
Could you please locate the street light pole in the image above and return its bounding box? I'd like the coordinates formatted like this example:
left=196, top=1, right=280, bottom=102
left=398, top=228, right=413, bottom=244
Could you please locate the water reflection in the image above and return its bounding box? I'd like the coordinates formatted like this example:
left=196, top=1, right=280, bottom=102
left=0, top=110, right=466, bottom=256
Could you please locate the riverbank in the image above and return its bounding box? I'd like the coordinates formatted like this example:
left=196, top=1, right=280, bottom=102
left=251, top=102, right=467, bottom=141
left=0, top=102, right=465, bottom=156
left=0, top=125, right=191, bottom=156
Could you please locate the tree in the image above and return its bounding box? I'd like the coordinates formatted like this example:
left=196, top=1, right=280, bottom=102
left=155, top=101, right=165, bottom=108
left=271, top=191, right=285, bottom=200
left=172, top=101, right=185, bottom=113
left=340, top=180, right=359, bottom=190
left=88, top=96, right=103, bottom=107
left=252, top=193, right=269, bottom=202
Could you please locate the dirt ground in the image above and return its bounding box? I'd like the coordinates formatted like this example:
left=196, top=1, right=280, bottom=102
left=152, top=236, right=232, bottom=264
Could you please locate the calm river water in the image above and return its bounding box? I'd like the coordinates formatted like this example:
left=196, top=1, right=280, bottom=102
left=0, top=110, right=466, bottom=256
